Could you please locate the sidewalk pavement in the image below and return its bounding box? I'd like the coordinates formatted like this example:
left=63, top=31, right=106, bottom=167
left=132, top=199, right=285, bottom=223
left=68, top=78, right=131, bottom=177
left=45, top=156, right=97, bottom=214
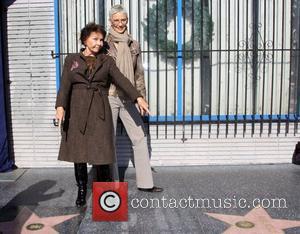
left=0, top=164, right=300, bottom=233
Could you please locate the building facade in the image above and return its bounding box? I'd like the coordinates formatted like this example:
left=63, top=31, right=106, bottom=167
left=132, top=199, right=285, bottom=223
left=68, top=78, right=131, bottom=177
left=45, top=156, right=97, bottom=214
left=1, top=0, right=300, bottom=167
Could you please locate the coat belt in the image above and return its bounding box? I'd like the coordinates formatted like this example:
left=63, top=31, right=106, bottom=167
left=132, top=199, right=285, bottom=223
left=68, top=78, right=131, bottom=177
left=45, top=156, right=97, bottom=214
left=73, top=83, right=108, bottom=135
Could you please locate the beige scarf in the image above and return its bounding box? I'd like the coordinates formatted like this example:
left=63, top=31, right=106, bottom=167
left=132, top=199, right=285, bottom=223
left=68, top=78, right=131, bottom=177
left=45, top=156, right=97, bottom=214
left=109, top=28, right=135, bottom=97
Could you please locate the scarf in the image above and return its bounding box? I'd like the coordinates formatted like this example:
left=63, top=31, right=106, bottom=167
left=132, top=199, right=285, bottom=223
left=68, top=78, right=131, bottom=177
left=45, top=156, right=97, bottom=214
left=108, top=28, right=135, bottom=97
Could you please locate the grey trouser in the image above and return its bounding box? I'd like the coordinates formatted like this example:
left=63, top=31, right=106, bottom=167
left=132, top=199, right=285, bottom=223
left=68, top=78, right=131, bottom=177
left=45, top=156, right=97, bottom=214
left=109, top=96, right=154, bottom=189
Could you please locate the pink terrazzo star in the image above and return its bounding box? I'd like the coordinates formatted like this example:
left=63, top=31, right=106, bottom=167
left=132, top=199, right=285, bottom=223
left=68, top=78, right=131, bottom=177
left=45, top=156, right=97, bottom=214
left=206, top=207, right=300, bottom=234
left=0, top=207, right=79, bottom=234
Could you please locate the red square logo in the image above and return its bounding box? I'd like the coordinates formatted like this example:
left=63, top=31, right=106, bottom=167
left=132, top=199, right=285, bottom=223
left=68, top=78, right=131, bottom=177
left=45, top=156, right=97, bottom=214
left=92, top=182, right=128, bottom=221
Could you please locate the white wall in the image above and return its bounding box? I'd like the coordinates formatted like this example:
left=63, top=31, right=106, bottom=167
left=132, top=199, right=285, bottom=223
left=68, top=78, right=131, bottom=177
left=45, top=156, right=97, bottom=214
left=6, top=0, right=64, bottom=167
left=116, top=123, right=298, bottom=167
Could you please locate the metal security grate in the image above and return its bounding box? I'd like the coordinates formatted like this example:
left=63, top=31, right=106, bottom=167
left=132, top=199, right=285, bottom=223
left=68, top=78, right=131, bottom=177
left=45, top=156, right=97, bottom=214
left=53, top=0, right=300, bottom=138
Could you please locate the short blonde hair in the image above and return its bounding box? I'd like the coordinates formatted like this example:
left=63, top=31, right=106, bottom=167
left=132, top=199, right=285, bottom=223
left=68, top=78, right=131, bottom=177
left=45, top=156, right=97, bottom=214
left=109, top=4, right=128, bottom=19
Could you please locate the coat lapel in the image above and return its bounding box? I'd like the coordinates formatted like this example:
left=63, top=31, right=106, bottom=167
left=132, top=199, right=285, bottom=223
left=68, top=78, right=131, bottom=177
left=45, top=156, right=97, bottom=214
left=72, top=53, right=108, bottom=81
left=89, top=54, right=107, bottom=81
left=72, top=54, right=88, bottom=80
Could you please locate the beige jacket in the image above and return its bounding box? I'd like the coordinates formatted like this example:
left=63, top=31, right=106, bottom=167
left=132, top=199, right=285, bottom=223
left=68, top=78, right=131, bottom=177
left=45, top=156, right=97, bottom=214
left=106, top=34, right=146, bottom=99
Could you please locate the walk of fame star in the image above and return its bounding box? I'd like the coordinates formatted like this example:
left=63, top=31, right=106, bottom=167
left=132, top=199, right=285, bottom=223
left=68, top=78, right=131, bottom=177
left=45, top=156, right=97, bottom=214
left=206, top=207, right=300, bottom=233
left=0, top=207, right=79, bottom=234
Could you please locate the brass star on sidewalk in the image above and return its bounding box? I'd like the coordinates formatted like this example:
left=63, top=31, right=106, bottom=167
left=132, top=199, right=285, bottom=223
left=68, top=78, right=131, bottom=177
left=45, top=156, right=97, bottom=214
left=0, top=207, right=79, bottom=234
left=206, top=207, right=300, bottom=234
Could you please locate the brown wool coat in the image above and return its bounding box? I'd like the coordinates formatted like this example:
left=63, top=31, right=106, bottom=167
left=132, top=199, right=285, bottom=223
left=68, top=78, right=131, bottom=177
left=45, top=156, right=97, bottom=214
left=55, top=53, right=141, bottom=165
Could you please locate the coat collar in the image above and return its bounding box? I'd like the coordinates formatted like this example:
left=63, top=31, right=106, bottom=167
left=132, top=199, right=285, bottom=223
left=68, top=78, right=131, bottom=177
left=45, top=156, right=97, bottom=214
left=74, top=51, right=108, bottom=81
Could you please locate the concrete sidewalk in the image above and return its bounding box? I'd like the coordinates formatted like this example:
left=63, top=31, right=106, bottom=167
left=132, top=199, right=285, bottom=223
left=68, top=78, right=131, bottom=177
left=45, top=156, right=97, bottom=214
left=0, top=164, right=300, bottom=233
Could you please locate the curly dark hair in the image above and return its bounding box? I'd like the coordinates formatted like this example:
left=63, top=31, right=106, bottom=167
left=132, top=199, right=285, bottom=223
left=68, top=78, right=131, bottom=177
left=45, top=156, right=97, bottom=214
left=80, top=23, right=106, bottom=45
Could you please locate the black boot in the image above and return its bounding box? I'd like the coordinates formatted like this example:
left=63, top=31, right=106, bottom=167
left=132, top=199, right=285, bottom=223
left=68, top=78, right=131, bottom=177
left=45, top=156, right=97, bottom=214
left=94, top=165, right=112, bottom=182
left=74, top=163, right=88, bottom=207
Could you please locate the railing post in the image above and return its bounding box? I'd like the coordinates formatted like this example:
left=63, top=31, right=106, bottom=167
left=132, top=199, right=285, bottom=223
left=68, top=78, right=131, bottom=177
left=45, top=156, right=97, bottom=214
left=252, top=0, right=259, bottom=115
left=54, top=0, right=61, bottom=91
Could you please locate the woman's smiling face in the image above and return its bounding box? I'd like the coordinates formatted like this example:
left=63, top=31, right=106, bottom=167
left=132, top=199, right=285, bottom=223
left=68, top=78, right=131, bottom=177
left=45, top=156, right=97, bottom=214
left=110, top=12, right=128, bottom=34
left=83, top=32, right=104, bottom=56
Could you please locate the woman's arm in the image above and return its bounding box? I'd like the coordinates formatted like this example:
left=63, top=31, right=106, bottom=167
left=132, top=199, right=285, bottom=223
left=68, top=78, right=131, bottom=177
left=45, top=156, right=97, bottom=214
left=108, top=57, right=150, bottom=115
left=55, top=55, right=72, bottom=126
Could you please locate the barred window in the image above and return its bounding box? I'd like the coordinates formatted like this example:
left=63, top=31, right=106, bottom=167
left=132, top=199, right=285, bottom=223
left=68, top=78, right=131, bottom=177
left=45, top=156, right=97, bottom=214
left=56, top=0, right=300, bottom=124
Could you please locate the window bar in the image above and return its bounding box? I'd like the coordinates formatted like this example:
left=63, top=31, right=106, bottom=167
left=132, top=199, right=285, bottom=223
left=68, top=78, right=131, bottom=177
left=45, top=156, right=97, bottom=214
left=294, top=1, right=300, bottom=134
left=129, top=0, right=132, bottom=33
left=101, top=0, right=105, bottom=25
left=269, top=0, right=276, bottom=136
left=208, top=0, right=212, bottom=138
left=137, top=0, right=141, bottom=43
left=252, top=0, right=259, bottom=136
left=200, top=0, right=204, bottom=138
left=54, top=0, right=61, bottom=90
left=217, top=0, right=222, bottom=137
left=226, top=0, right=231, bottom=137
left=93, top=0, right=95, bottom=22
left=173, top=0, right=177, bottom=139
left=84, top=0, right=87, bottom=25
left=147, top=0, right=150, bottom=123
left=137, top=1, right=147, bottom=134
left=261, top=0, right=267, bottom=136
left=65, top=0, right=69, bottom=53
left=156, top=0, right=159, bottom=139
left=235, top=0, right=240, bottom=137
left=278, top=0, right=285, bottom=136
left=182, top=0, right=186, bottom=142
left=191, top=0, right=195, bottom=138
left=243, top=0, right=249, bottom=137
left=75, top=0, right=78, bottom=52
left=137, top=48, right=297, bottom=53
left=177, top=0, right=183, bottom=138
left=164, top=0, right=168, bottom=139
left=286, top=0, right=293, bottom=135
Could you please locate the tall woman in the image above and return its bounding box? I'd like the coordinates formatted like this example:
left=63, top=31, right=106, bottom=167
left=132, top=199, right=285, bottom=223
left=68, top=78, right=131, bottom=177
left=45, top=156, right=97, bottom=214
left=55, top=23, right=149, bottom=207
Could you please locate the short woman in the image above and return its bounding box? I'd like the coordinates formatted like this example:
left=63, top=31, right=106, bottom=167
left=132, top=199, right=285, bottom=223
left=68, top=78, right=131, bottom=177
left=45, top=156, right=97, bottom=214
left=55, top=23, right=149, bottom=207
